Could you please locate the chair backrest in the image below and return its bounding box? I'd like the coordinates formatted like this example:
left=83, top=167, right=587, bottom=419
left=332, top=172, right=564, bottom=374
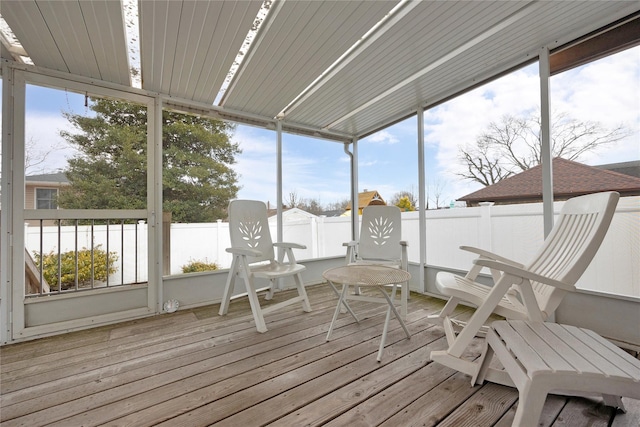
left=228, top=200, right=275, bottom=263
left=527, top=191, right=619, bottom=313
left=358, top=205, right=402, bottom=262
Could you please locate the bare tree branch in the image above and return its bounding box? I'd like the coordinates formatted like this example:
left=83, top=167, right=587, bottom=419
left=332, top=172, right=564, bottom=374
left=457, top=112, right=631, bottom=186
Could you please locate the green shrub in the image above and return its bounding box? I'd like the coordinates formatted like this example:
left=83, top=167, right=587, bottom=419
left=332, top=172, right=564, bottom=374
left=34, top=245, right=118, bottom=291
left=181, top=259, right=219, bottom=274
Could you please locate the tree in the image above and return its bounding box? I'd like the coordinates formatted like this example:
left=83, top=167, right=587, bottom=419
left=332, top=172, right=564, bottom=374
left=429, top=179, right=447, bottom=209
left=285, top=191, right=301, bottom=209
left=325, top=198, right=350, bottom=212
left=390, top=187, right=417, bottom=210
left=58, top=98, right=241, bottom=222
left=457, top=112, right=630, bottom=186
left=395, top=196, right=414, bottom=212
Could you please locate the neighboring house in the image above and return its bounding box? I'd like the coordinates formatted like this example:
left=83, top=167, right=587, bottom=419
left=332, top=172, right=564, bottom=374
left=25, top=172, right=70, bottom=225
left=596, top=160, right=640, bottom=178
left=344, top=190, right=386, bottom=215
left=458, top=158, right=640, bottom=206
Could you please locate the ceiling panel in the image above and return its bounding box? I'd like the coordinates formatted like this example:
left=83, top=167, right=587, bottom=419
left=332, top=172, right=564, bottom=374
left=1, top=0, right=638, bottom=140
left=1, top=0, right=129, bottom=85
left=220, top=0, right=398, bottom=117
left=139, top=0, right=262, bottom=104
left=1, top=1, right=64, bottom=70
left=284, top=1, right=639, bottom=137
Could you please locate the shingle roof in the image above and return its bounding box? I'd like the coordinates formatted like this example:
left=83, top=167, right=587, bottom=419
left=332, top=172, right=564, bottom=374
left=346, top=190, right=386, bottom=210
left=459, top=158, right=640, bottom=204
left=25, top=172, right=69, bottom=184
left=597, top=160, right=640, bottom=178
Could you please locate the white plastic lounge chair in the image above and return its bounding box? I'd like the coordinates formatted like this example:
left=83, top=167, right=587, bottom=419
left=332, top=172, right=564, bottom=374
left=430, top=191, right=620, bottom=381
left=479, top=319, right=640, bottom=427
left=343, top=205, right=409, bottom=318
left=218, top=200, right=311, bottom=333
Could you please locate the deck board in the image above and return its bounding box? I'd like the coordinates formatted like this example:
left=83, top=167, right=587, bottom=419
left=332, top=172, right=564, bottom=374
left=1, top=283, right=638, bottom=426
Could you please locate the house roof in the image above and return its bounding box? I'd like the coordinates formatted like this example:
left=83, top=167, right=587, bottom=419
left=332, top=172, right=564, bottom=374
left=597, top=160, right=640, bottom=178
left=25, top=172, right=69, bottom=185
left=2, top=2, right=638, bottom=141
left=346, top=190, right=386, bottom=210
left=459, top=158, right=640, bottom=203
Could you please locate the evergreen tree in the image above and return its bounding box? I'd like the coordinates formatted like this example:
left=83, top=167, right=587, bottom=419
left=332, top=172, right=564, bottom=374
left=59, top=98, right=241, bottom=222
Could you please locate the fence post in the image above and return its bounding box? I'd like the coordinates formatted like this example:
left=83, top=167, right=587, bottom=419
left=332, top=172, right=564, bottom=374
left=479, top=203, right=493, bottom=252
left=216, top=219, right=224, bottom=267
left=162, top=212, right=171, bottom=275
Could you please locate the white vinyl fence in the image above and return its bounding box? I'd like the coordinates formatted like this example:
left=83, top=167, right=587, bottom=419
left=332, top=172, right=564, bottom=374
left=25, top=197, right=639, bottom=298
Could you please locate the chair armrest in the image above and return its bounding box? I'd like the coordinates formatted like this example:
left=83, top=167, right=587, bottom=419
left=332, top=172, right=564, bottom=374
left=461, top=246, right=524, bottom=268
left=226, top=247, right=262, bottom=257
left=474, top=259, right=575, bottom=292
left=343, top=241, right=357, bottom=247
left=400, top=241, right=408, bottom=246
left=273, top=242, right=307, bottom=250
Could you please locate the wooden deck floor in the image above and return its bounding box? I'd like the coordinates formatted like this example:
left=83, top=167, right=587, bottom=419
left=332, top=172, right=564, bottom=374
left=1, top=284, right=639, bottom=427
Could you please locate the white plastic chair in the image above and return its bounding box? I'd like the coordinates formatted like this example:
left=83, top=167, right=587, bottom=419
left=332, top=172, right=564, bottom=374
left=218, top=200, right=311, bottom=333
left=429, top=191, right=620, bottom=381
left=343, top=205, right=409, bottom=318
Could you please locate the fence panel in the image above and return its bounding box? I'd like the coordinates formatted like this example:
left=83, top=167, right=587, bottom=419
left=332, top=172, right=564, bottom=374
left=26, top=197, right=639, bottom=298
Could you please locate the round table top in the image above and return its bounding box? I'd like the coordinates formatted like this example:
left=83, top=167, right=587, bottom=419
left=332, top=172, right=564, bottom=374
left=323, top=264, right=410, bottom=287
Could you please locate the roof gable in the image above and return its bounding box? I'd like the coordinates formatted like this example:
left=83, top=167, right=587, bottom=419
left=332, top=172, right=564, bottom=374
left=346, top=190, right=386, bottom=210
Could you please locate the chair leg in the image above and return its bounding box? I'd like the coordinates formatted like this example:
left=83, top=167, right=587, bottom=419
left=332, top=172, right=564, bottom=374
left=264, top=279, right=275, bottom=300
left=219, top=256, right=239, bottom=316
left=295, top=273, right=312, bottom=313
left=513, top=381, right=549, bottom=427
left=427, top=296, right=461, bottom=325
left=400, top=281, right=408, bottom=320
left=237, top=259, right=268, bottom=333
left=447, top=279, right=512, bottom=358
left=244, top=279, right=268, bottom=333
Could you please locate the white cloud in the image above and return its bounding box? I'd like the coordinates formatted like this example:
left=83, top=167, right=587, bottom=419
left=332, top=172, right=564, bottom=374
left=25, top=112, right=78, bottom=174
left=425, top=47, right=639, bottom=200
left=364, top=129, right=400, bottom=144
left=233, top=126, right=351, bottom=204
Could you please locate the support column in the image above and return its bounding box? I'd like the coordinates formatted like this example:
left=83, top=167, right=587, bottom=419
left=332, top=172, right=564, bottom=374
left=3, top=68, right=27, bottom=341
left=351, top=138, right=359, bottom=243
left=276, top=120, right=283, bottom=259
left=149, top=96, right=163, bottom=312
left=539, top=47, right=554, bottom=237
left=417, top=107, right=426, bottom=292
left=1, top=64, right=15, bottom=343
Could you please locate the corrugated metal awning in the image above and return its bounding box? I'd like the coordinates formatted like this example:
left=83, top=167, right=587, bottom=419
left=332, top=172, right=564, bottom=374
left=1, top=0, right=638, bottom=141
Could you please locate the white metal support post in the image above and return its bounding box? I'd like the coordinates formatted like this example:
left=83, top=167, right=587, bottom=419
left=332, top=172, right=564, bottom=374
left=417, top=108, right=426, bottom=291
left=6, top=70, right=26, bottom=341
left=343, top=141, right=358, bottom=242
left=351, top=138, right=359, bottom=243
left=149, top=96, right=163, bottom=312
left=539, top=47, right=554, bottom=237
left=1, top=64, right=14, bottom=344
left=276, top=120, right=283, bottom=261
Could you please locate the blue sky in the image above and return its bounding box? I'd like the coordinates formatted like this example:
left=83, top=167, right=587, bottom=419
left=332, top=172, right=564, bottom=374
left=20, top=46, right=640, bottom=209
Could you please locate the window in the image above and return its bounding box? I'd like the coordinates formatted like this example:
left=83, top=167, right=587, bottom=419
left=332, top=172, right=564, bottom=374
left=36, top=188, right=57, bottom=209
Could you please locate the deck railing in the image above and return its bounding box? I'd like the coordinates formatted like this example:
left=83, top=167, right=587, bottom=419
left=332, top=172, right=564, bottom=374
left=24, top=209, right=148, bottom=296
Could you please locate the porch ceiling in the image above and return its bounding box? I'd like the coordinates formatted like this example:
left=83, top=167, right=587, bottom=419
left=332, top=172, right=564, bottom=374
left=1, top=0, right=639, bottom=141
